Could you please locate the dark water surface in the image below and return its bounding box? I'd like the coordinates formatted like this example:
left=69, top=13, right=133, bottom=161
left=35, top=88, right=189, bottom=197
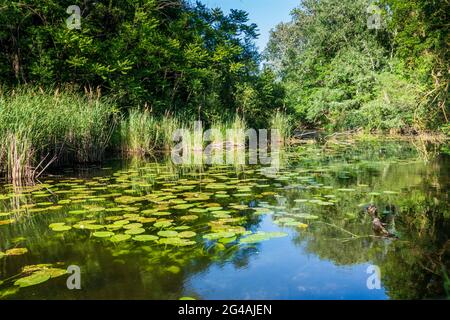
left=0, top=139, right=449, bottom=299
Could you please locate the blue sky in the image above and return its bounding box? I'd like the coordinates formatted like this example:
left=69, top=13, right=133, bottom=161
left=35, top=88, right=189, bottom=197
left=198, top=0, right=299, bottom=52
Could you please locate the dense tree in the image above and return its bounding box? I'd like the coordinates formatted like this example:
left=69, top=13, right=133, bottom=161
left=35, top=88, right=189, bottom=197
left=0, top=0, right=284, bottom=124
left=266, top=0, right=448, bottom=132
left=381, top=0, right=449, bottom=128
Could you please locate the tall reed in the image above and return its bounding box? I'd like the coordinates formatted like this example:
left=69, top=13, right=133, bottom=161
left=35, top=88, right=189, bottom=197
left=270, top=110, right=292, bottom=145
left=0, top=87, right=118, bottom=182
left=120, top=109, right=181, bottom=155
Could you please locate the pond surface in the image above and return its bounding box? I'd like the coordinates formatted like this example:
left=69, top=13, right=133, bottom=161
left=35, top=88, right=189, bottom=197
left=0, top=139, right=449, bottom=299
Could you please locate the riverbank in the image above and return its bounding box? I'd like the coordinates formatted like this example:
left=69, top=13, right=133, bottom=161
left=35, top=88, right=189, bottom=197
left=0, top=138, right=448, bottom=299
left=0, top=88, right=291, bottom=183
left=1, top=88, right=448, bottom=183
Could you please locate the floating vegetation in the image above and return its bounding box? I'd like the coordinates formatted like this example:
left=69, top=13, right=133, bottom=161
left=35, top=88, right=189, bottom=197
left=110, top=234, right=132, bottom=242
left=239, top=232, right=288, bottom=244
left=14, top=273, right=51, bottom=288
left=158, top=230, right=179, bottom=238
left=93, top=231, right=115, bottom=238
left=5, top=248, right=28, bottom=256
left=133, top=235, right=159, bottom=242
left=0, top=139, right=445, bottom=299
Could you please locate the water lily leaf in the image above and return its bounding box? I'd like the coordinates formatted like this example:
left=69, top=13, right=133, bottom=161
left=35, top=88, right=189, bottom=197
left=133, top=235, right=159, bottom=242
left=110, top=234, right=132, bottom=242
left=136, top=217, right=157, bottom=224
left=105, top=208, right=123, bottom=213
left=122, top=223, right=143, bottom=230
left=14, top=272, right=51, bottom=288
left=83, top=224, right=104, bottom=230
left=240, top=232, right=288, bottom=244
left=114, top=196, right=143, bottom=204
left=158, top=237, right=196, bottom=246
left=157, top=230, right=179, bottom=238
left=154, top=221, right=172, bottom=228
left=125, top=228, right=145, bottom=235
left=178, top=231, right=196, bottom=238
left=43, top=268, right=68, bottom=278
left=203, top=232, right=236, bottom=240
left=113, top=220, right=130, bottom=226
left=49, top=222, right=66, bottom=228
left=188, top=208, right=208, bottom=213
left=180, top=215, right=198, bottom=221
left=172, top=204, right=195, bottom=210
left=93, top=231, right=115, bottom=238
left=68, top=210, right=87, bottom=215
left=6, top=248, right=28, bottom=256
left=48, top=205, right=63, bottom=211
left=51, top=225, right=72, bottom=232
left=152, top=211, right=172, bottom=216
left=173, top=226, right=190, bottom=230
left=36, top=202, right=54, bottom=206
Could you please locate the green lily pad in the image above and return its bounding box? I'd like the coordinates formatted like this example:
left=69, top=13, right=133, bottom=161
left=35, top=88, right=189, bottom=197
left=154, top=221, right=172, bottom=228
left=172, top=204, right=195, bottom=210
left=133, top=235, right=159, bottom=242
left=49, top=222, right=66, bottom=228
left=158, top=237, right=196, bottom=246
left=43, top=268, right=68, bottom=278
left=180, top=215, right=198, bottom=221
left=240, top=231, right=288, bottom=244
left=110, top=234, right=132, bottom=242
left=51, top=225, right=72, bottom=232
left=93, top=231, right=115, bottom=238
left=124, top=228, right=145, bottom=235
left=14, top=272, right=51, bottom=288
left=203, top=232, right=236, bottom=240
left=68, top=210, right=87, bottom=215
left=113, top=220, right=130, bottom=226
left=83, top=224, right=104, bottom=230
left=173, top=226, right=191, bottom=231
left=122, top=223, right=143, bottom=230
left=178, top=231, right=197, bottom=238
left=157, top=230, right=179, bottom=238
left=6, top=248, right=28, bottom=256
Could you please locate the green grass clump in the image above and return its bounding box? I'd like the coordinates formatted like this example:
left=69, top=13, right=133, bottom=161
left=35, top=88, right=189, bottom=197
left=0, top=87, right=118, bottom=182
left=270, top=110, right=292, bottom=145
left=120, top=109, right=181, bottom=155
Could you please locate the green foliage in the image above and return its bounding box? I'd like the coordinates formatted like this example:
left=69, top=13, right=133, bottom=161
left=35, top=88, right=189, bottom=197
left=270, top=110, right=292, bottom=144
left=266, top=0, right=449, bottom=132
left=0, top=0, right=284, bottom=125
left=0, top=87, right=118, bottom=180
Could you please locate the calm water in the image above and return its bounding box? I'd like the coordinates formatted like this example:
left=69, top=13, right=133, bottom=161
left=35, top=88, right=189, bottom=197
left=0, top=139, right=449, bottom=299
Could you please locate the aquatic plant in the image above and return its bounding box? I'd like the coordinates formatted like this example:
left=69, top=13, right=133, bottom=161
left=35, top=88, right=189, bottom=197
left=0, top=87, right=118, bottom=182
left=120, top=109, right=182, bottom=155
left=270, top=110, right=292, bottom=146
